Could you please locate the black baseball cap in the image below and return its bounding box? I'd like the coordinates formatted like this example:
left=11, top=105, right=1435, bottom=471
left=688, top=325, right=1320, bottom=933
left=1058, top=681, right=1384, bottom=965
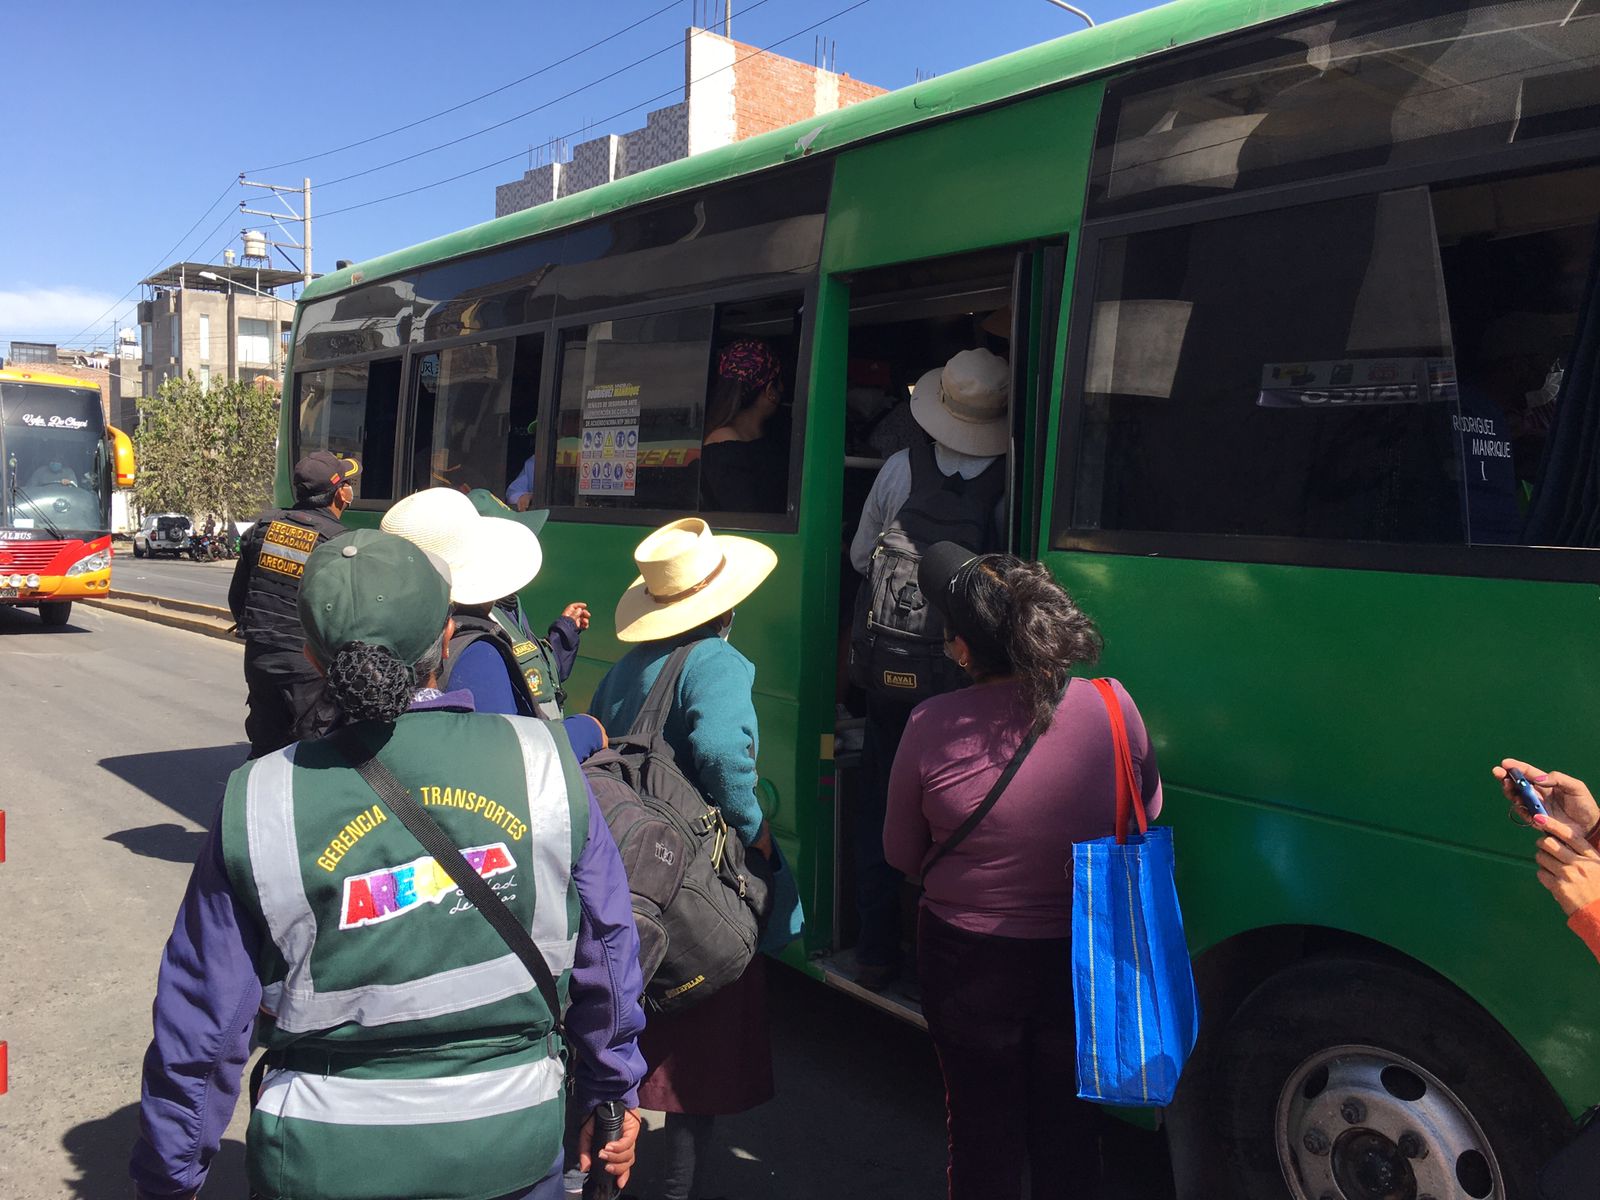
left=293, top=451, right=360, bottom=502
left=919, top=541, right=983, bottom=621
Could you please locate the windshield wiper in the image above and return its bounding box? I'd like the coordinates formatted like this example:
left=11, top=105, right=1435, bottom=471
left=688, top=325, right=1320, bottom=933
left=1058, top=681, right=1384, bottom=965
left=7, top=477, right=63, bottom=539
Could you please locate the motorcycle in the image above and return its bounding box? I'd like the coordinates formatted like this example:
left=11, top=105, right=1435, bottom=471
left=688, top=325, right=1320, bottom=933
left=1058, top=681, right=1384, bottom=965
left=188, top=534, right=230, bottom=562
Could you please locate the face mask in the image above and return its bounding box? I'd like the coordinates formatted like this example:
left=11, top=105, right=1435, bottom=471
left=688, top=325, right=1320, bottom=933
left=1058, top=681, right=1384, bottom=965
left=1527, top=362, right=1564, bottom=410
left=721, top=611, right=735, bottom=640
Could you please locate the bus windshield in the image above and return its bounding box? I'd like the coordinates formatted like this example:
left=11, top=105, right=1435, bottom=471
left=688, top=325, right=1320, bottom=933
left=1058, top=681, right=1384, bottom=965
left=0, top=382, right=108, bottom=535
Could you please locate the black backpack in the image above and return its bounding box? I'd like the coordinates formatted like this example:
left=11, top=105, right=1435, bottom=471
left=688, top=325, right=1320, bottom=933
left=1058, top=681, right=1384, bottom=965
left=584, top=643, right=773, bottom=1013
left=849, top=437, right=1006, bottom=704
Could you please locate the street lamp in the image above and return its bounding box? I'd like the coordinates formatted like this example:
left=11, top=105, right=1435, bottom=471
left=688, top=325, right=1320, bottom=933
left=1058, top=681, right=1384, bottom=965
left=197, top=270, right=286, bottom=301
left=1045, top=0, right=1094, bottom=26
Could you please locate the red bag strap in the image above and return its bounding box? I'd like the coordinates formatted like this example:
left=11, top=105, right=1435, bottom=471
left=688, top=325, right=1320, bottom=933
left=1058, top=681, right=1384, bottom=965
left=1091, top=678, right=1147, bottom=845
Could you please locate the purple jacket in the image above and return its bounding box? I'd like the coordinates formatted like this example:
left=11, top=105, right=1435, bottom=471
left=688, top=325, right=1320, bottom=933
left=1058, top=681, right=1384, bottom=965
left=130, top=691, right=646, bottom=1199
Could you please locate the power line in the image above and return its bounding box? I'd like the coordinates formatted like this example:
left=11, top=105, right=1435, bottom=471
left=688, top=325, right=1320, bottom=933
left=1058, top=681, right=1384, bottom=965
left=185, top=205, right=247, bottom=268
left=320, top=0, right=779, bottom=190
left=57, top=178, right=241, bottom=348
left=319, top=0, right=875, bottom=221
left=247, top=0, right=687, bottom=175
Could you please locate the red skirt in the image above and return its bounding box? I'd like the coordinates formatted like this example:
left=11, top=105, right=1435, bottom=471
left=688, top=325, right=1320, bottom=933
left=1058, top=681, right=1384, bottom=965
left=636, top=956, right=774, bottom=1116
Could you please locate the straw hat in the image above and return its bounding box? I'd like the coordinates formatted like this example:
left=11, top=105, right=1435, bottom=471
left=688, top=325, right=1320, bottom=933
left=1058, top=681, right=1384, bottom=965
left=380, top=487, right=542, bottom=606
left=614, top=517, right=777, bottom=643
left=909, top=348, right=1011, bottom=458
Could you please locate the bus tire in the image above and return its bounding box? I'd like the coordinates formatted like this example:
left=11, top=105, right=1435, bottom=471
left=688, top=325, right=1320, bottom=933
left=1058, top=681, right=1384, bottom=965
left=38, top=602, right=71, bottom=627
left=1211, top=954, right=1569, bottom=1200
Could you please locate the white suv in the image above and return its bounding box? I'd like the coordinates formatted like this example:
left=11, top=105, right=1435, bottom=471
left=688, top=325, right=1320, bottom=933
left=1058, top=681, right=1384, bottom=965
left=132, top=514, right=192, bottom=559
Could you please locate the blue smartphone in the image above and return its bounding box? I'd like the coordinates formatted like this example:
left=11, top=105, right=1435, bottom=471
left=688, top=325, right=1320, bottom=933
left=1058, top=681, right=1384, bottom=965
left=1508, top=767, right=1549, bottom=820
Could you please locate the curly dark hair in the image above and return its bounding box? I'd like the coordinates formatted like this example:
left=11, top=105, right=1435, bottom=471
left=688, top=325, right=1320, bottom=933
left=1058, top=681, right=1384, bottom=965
left=942, top=555, right=1103, bottom=734
left=325, top=642, right=417, bottom=724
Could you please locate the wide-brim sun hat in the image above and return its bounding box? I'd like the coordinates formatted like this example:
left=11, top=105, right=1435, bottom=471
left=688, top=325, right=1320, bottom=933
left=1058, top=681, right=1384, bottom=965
left=909, top=347, right=1011, bottom=458
left=380, top=487, right=542, bottom=606
left=614, top=517, right=778, bottom=643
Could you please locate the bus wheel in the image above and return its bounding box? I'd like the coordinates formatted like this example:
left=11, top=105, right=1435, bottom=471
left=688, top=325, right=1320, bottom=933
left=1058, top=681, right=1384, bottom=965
left=1212, top=955, right=1569, bottom=1200
left=38, top=602, right=71, bottom=627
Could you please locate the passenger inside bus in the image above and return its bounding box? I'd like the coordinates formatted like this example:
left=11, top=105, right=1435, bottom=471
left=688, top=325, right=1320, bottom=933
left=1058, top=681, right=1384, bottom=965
left=700, top=338, right=788, bottom=513
left=696, top=298, right=801, bottom=516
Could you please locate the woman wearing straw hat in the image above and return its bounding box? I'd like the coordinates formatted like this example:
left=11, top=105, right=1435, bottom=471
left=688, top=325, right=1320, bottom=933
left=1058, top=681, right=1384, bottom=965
left=589, top=517, right=782, bottom=1200
left=847, top=347, right=1011, bottom=990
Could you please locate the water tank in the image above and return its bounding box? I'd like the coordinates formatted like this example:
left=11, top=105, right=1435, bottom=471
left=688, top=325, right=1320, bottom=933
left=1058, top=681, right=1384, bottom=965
left=223, top=248, right=237, bottom=266
left=243, top=230, right=268, bottom=260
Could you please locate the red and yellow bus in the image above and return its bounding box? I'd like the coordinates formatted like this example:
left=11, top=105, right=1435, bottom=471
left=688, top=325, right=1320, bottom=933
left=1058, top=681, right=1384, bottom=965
left=0, top=368, right=134, bottom=625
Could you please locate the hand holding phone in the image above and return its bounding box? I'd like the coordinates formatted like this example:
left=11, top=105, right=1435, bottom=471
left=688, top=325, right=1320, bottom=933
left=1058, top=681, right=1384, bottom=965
left=1507, top=767, right=1549, bottom=821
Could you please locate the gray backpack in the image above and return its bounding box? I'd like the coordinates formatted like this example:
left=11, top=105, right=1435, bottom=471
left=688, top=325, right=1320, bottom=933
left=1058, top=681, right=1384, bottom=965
left=849, top=437, right=1006, bottom=704
left=584, top=643, right=773, bottom=1013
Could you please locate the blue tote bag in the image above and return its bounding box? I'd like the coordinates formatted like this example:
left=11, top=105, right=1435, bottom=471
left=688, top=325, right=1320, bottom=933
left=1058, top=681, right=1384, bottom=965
left=1071, top=679, right=1200, bottom=1107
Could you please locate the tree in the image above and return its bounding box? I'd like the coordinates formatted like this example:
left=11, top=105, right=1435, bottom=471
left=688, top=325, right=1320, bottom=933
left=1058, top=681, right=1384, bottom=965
left=134, top=374, right=279, bottom=524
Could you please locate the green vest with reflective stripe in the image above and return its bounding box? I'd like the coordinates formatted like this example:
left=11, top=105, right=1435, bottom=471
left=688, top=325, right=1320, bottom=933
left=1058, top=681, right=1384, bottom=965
left=491, top=604, right=565, bottom=720
left=220, top=709, right=588, bottom=1200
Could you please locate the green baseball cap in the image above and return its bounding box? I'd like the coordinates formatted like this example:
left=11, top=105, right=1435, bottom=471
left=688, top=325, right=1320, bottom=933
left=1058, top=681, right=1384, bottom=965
left=468, top=487, right=549, bottom=536
left=298, top=529, right=452, bottom=667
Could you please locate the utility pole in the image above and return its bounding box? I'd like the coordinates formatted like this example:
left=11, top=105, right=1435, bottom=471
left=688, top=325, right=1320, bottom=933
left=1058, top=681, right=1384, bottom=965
left=238, top=175, right=313, bottom=285
left=724, top=0, right=731, bottom=38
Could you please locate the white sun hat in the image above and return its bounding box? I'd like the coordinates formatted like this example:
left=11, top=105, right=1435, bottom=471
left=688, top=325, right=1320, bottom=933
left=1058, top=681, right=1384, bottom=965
left=909, top=347, right=1011, bottom=458
left=614, top=517, right=777, bottom=643
left=380, top=487, right=542, bottom=606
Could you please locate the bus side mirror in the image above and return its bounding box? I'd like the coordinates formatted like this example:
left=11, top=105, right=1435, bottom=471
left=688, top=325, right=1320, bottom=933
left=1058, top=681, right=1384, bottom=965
left=108, top=426, right=136, bottom=488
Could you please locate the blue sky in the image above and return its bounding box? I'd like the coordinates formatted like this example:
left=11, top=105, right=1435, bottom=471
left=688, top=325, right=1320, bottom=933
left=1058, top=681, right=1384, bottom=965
left=1, top=0, right=1150, bottom=352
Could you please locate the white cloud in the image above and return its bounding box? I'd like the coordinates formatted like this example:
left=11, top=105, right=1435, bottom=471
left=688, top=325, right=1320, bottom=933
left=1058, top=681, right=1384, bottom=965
left=0, top=286, right=128, bottom=342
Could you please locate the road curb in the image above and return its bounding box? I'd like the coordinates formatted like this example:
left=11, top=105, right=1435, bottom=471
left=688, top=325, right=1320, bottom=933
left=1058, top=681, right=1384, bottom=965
left=79, top=594, right=238, bottom=642
left=106, top=589, right=231, bottom=620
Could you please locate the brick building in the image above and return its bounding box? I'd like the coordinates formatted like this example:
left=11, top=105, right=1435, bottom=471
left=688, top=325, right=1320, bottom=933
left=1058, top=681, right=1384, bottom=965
left=495, top=27, right=886, bottom=216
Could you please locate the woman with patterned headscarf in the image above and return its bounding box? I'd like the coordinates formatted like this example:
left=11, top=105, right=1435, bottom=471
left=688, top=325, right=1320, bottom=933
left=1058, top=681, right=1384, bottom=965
left=701, top=337, right=789, bottom=514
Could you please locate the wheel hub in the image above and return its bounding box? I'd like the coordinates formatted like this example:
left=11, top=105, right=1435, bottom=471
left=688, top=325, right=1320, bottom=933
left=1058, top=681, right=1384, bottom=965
left=1276, top=1044, right=1503, bottom=1200
left=1331, top=1129, right=1416, bottom=1200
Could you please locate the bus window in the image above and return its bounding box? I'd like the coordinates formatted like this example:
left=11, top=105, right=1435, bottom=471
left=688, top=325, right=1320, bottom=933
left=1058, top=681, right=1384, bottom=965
left=1089, top=0, right=1600, bottom=220
left=407, top=333, right=541, bottom=496
left=296, top=358, right=402, bottom=501
left=1063, top=163, right=1600, bottom=553
left=700, top=294, right=805, bottom=517
left=1069, top=188, right=1465, bottom=546
left=550, top=307, right=714, bottom=512
left=1434, top=165, right=1599, bottom=547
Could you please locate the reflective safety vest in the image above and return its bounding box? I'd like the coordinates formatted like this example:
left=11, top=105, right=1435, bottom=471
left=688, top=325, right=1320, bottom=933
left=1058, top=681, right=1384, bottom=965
left=491, top=601, right=565, bottom=721
left=219, top=710, right=588, bottom=1200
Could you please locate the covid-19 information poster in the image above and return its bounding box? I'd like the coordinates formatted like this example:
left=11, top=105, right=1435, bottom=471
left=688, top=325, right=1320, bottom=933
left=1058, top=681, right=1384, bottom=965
left=578, top=384, right=640, bottom=497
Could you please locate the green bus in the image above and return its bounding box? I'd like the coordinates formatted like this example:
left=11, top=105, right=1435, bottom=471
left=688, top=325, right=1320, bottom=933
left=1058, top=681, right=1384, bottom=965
left=281, top=0, right=1600, bottom=1194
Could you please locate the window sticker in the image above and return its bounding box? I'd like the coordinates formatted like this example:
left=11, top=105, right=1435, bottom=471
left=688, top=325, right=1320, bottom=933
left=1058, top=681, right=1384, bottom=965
left=578, top=384, right=640, bottom=497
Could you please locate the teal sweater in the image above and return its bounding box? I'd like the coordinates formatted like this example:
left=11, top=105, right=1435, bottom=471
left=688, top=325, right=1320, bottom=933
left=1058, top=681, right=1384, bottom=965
left=589, top=630, right=764, bottom=847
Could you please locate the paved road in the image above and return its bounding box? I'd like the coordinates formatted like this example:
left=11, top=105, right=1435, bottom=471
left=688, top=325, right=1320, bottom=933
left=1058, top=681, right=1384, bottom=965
left=0, top=605, right=956, bottom=1199
left=110, top=552, right=233, bottom=609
